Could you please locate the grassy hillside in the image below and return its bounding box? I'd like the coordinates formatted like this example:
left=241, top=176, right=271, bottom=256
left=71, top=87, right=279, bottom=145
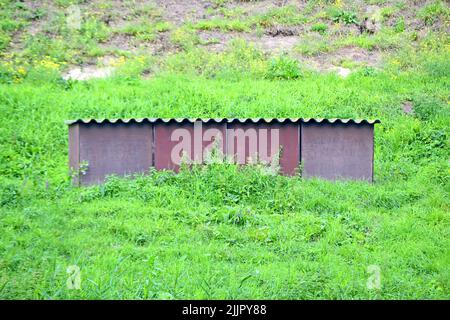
left=0, top=0, right=449, bottom=299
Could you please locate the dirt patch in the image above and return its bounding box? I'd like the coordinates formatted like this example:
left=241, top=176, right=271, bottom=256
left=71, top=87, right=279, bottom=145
left=101, top=34, right=137, bottom=52
left=330, top=46, right=382, bottom=66
left=228, top=0, right=279, bottom=14
left=304, top=46, right=383, bottom=72
left=154, top=0, right=213, bottom=26
left=100, top=31, right=175, bottom=55
left=197, top=30, right=233, bottom=51
left=252, top=35, right=299, bottom=53
left=197, top=29, right=300, bottom=54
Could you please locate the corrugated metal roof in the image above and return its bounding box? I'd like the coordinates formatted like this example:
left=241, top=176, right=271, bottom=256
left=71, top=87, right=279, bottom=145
left=65, top=118, right=381, bottom=125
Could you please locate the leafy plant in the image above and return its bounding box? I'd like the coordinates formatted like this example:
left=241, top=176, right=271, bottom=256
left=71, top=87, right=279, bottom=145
left=328, top=8, right=359, bottom=25
left=394, top=17, right=405, bottom=33
left=311, top=22, right=328, bottom=34
left=265, top=55, right=301, bottom=80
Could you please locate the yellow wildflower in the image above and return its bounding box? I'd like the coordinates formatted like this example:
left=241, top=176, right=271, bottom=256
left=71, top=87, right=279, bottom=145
left=111, top=56, right=126, bottom=67
left=17, top=67, right=26, bottom=75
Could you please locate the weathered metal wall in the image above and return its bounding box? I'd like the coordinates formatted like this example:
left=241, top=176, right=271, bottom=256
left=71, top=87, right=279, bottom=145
left=70, top=122, right=153, bottom=185
left=67, top=118, right=378, bottom=185
left=301, top=122, right=374, bottom=181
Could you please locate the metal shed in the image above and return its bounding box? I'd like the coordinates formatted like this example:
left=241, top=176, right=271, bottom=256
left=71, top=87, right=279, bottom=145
left=66, top=118, right=379, bottom=185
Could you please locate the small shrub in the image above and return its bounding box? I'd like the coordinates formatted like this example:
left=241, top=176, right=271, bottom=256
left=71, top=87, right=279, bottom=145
left=82, top=18, right=111, bottom=43
left=404, top=127, right=448, bottom=163
left=115, top=55, right=152, bottom=78
left=311, top=23, right=328, bottom=34
left=412, top=95, right=446, bottom=121
left=0, top=19, right=24, bottom=32
left=394, top=17, right=405, bottom=33
left=0, top=182, right=20, bottom=207
left=359, top=66, right=377, bottom=77
left=328, top=8, right=358, bottom=25
left=265, top=55, right=301, bottom=80
left=341, top=11, right=358, bottom=25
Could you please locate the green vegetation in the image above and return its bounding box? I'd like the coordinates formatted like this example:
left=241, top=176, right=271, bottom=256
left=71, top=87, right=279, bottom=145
left=265, top=55, right=302, bottom=80
left=334, top=28, right=404, bottom=51
left=193, top=4, right=307, bottom=32
left=0, top=0, right=449, bottom=300
left=194, top=19, right=251, bottom=32
left=311, top=22, right=328, bottom=34
left=328, top=8, right=359, bottom=25
left=116, top=21, right=172, bottom=41
left=418, top=0, right=450, bottom=26
left=255, top=5, right=306, bottom=27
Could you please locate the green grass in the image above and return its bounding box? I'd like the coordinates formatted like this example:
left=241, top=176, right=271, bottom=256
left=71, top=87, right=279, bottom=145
left=0, top=46, right=449, bottom=298
left=194, top=19, right=252, bottom=32
left=334, top=28, right=405, bottom=51
left=116, top=21, right=172, bottom=41
left=311, top=22, right=328, bottom=34
left=193, top=4, right=306, bottom=32
left=418, top=0, right=450, bottom=26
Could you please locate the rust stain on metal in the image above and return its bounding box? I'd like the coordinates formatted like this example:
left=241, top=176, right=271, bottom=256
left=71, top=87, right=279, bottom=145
left=66, top=118, right=380, bottom=185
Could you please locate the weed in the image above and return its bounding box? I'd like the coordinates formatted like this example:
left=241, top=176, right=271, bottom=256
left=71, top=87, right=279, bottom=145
left=311, top=22, right=328, bottom=34
left=265, top=55, right=302, bottom=80
left=394, top=17, right=405, bottom=33
left=328, top=8, right=359, bottom=25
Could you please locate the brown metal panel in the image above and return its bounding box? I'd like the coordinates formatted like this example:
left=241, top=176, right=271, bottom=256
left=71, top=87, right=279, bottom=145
left=226, top=123, right=300, bottom=175
left=68, top=124, right=80, bottom=185
left=301, top=122, right=374, bottom=181
left=78, top=122, right=153, bottom=185
left=154, top=122, right=227, bottom=171
left=278, top=123, right=300, bottom=175
left=67, top=118, right=379, bottom=184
